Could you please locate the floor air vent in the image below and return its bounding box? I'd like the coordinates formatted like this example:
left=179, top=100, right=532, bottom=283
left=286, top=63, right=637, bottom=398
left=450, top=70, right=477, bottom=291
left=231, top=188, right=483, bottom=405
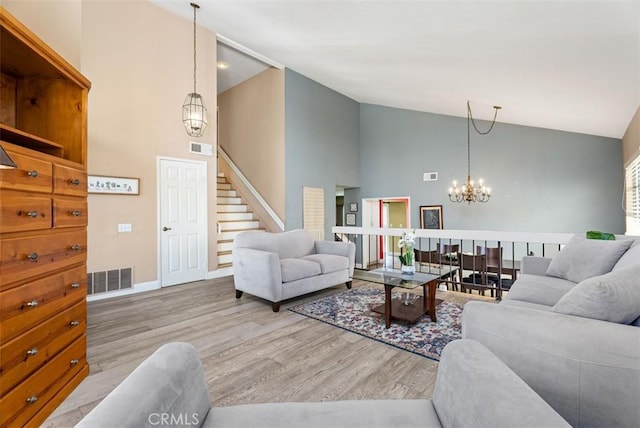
left=87, top=268, right=133, bottom=295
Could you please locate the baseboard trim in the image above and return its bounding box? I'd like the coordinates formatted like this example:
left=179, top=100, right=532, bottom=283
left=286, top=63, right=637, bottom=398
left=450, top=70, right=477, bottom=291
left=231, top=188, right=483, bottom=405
left=86, top=280, right=159, bottom=302
left=206, top=267, right=234, bottom=279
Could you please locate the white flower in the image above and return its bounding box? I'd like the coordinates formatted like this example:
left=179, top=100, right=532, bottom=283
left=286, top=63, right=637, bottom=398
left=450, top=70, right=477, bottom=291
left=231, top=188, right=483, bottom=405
left=398, top=229, right=416, bottom=249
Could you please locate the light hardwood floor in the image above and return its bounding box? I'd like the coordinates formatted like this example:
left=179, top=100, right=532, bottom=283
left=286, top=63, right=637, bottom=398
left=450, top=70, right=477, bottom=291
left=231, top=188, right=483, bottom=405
left=43, top=276, right=491, bottom=427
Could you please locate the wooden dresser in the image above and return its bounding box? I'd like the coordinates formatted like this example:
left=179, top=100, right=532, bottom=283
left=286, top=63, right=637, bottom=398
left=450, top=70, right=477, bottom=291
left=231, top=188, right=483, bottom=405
left=0, top=7, right=90, bottom=427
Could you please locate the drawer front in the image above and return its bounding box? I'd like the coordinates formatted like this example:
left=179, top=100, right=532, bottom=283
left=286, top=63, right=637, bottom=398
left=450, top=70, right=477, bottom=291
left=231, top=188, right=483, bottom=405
left=0, top=265, right=86, bottom=343
left=0, top=150, right=53, bottom=194
left=0, top=301, right=85, bottom=395
left=0, top=335, right=86, bottom=427
left=0, top=194, right=52, bottom=233
left=0, top=230, right=87, bottom=288
left=53, top=164, right=87, bottom=197
left=53, top=197, right=88, bottom=228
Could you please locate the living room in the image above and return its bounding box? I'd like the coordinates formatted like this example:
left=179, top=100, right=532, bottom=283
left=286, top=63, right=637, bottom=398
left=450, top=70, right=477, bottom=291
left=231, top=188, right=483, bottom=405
left=0, top=1, right=638, bottom=427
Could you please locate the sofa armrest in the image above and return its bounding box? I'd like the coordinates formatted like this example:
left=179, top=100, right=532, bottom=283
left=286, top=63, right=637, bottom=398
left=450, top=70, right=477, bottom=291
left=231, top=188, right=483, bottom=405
left=433, top=339, right=569, bottom=428
left=462, top=302, right=640, bottom=427
left=520, top=256, right=552, bottom=275
left=233, top=248, right=283, bottom=302
left=76, top=343, right=211, bottom=428
left=315, top=240, right=356, bottom=277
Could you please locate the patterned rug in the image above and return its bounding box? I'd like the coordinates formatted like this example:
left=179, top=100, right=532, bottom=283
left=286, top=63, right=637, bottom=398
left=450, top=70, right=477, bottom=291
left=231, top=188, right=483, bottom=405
left=289, top=287, right=463, bottom=361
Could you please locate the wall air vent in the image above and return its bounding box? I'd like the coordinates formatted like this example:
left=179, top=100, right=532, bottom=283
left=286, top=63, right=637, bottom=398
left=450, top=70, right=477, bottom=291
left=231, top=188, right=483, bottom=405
left=189, top=141, right=213, bottom=156
left=423, top=172, right=438, bottom=182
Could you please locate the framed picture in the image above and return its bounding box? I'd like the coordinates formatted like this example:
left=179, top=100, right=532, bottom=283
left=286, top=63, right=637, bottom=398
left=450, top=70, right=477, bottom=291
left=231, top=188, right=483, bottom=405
left=349, top=202, right=358, bottom=212
left=88, top=175, right=140, bottom=195
left=345, top=213, right=356, bottom=226
left=420, top=205, right=443, bottom=229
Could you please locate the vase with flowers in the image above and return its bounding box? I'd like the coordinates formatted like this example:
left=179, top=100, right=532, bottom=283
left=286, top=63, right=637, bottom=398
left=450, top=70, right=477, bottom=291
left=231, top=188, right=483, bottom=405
left=398, top=229, right=416, bottom=274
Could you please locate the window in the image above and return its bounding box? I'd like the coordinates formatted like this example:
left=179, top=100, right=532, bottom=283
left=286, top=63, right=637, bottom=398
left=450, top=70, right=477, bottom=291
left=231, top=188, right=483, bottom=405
left=626, top=154, right=640, bottom=235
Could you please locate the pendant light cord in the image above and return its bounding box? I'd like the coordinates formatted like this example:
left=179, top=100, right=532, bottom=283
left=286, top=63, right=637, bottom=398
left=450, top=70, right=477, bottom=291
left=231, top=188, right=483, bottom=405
left=191, top=3, right=199, bottom=94
left=467, top=100, right=500, bottom=135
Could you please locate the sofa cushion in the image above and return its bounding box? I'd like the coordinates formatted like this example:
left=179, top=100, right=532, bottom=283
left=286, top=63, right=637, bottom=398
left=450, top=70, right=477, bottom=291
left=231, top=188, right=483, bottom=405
left=612, top=239, right=640, bottom=272
left=300, top=254, right=349, bottom=274
left=280, top=258, right=321, bottom=283
left=545, top=235, right=632, bottom=283
left=504, top=273, right=576, bottom=306
left=552, top=265, right=640, bottom=324
left=205, top=399, right=440, bottom=428
left=276, top=229, right=316, bottom=259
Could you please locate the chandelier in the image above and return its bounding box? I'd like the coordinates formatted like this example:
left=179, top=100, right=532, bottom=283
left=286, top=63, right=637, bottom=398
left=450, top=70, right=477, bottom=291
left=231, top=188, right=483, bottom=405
left=448, top=101, right=501, bottom=204
left=182, top=3, right=208, bottom=137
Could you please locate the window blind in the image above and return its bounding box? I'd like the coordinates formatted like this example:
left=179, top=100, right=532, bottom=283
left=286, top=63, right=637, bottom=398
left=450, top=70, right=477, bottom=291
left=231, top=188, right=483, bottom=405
left=626, top=154, right=640, bottom=235
left=303, top=186, right=325, bottom=240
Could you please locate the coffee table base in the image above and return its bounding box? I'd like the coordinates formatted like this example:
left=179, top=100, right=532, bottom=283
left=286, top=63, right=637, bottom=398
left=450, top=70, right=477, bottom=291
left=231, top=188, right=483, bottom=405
left=371, top=298, right=444, bottom=326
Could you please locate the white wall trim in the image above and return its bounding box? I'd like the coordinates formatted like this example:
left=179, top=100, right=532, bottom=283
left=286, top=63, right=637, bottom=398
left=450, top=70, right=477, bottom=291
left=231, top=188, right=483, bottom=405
left=218, top=145, right=285, bottom=230
left=206, top=267, right=234, bottom=279
left=87, top=280, right=159, bottom=302
left=216, top=34, right=284, bottom=69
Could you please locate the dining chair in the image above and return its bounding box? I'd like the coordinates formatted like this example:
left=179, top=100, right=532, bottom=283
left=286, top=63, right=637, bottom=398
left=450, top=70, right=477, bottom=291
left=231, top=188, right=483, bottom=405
left=458, top=252, right=495, bottom=297
left=475, top=246, right=514, bottom=291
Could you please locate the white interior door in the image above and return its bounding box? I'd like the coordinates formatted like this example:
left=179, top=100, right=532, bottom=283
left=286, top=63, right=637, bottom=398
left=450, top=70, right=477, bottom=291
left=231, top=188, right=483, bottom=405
left=158, top=158, right=208, bottom=287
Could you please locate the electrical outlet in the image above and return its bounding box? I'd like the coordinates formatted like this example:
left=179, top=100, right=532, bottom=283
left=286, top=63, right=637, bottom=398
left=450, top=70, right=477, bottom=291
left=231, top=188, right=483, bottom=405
left=118, top=223, right=132, bottom=233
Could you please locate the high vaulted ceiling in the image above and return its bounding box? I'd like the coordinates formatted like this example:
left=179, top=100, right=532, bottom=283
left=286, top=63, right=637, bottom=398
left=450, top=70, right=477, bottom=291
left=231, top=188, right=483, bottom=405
left=153, top=0, right=639, bottom=138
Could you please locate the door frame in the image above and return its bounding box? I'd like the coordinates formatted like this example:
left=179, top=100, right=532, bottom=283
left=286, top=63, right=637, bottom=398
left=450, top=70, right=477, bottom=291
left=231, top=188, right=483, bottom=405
left=361, top=196, right=411, bottom=269
left=157, top=156, right=209, bottom=287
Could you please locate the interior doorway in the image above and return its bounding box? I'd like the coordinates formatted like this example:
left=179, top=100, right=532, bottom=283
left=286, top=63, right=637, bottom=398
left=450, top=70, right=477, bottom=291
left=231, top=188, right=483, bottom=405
left=158, top=157, right=208, bottom=287
left=361, top=196, right=411, bottom=269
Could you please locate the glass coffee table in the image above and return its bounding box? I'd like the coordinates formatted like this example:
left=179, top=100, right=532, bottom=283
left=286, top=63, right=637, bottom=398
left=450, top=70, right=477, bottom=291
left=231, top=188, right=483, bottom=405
left=356, top=266, right=456, bottom=328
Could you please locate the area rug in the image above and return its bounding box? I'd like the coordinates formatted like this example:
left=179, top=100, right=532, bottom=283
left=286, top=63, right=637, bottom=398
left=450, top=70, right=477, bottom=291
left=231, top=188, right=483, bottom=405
left=288, top=287, right=463, bottom=361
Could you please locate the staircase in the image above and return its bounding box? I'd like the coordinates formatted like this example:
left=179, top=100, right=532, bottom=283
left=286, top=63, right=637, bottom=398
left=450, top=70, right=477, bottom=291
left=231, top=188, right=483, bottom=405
left=217, top=173, right=263, bottom=269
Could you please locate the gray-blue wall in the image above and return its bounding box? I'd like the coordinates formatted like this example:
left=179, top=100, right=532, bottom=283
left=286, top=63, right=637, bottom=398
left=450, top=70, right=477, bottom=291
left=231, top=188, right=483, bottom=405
left=355, top=104, right=625, bottom=234
left=284, top=69, right=361, bottom=238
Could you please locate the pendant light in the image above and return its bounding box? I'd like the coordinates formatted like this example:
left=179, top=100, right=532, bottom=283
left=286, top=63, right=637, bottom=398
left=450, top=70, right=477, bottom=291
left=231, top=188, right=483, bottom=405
left=182, top=2, right=207, bottom=137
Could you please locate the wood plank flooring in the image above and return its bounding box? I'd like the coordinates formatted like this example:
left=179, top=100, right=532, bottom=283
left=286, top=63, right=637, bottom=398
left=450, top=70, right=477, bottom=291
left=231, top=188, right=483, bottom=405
left=43, top=276, right=491, bottom=427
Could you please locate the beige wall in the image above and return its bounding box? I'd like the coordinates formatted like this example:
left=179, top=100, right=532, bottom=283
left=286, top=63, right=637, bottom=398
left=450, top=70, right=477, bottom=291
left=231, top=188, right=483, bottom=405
left=623, top=106, right=640, bottom=165
left=5, top=1, right=219, bottom=284
left=218, top=68, right=285, bottom=220
left=3, top=0, right=82, bottom=69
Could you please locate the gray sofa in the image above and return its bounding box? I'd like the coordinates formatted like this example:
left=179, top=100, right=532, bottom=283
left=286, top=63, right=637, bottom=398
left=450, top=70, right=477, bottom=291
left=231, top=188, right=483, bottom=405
left=233, top=229, right=355, bottom=311
left=75, top=340, right=569, bottom=428
left=462, top=235, right=640, bottom=427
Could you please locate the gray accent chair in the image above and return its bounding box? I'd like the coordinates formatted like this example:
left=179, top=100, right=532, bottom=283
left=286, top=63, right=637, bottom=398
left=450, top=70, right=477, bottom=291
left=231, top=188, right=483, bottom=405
left=233, top=229, right=355, bottom=311
left=462, top=235, right=640, bottom=428
left=75, top=340, right=570, bottom=428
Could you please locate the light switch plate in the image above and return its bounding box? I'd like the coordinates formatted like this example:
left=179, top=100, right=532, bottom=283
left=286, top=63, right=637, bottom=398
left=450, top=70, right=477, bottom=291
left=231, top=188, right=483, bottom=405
left=118, top=223, right=132, bottom=232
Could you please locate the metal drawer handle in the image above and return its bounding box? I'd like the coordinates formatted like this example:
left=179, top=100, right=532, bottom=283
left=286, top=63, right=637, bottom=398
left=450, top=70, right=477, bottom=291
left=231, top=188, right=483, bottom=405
left=27, top=170, right=39, bottom=178
left=69, top=320, right=80, bottom=327
left=69, top=178, right=81, bottom=186
left=26, top=395, right=38, bottom=404
left=70, top=359, right=79, bottom=366
left=71, top=210, right=81, bottom=216
left=25, top=300, right=39, bottom=308
left=26, top=210, right=39, bottom=218
left=70, top=282, right=81, bottom=289
left=26, top=347, right=38, bottom=357
left=27, top=252, right=39, bottom=261
left=70, top=244, right=81, bottom=251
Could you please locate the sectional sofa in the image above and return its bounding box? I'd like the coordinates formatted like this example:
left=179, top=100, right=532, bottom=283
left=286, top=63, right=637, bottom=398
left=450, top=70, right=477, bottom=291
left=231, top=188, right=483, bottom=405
left=462, top=234, right=640, bottom=427
left=75, top=340, right=569, bottom=427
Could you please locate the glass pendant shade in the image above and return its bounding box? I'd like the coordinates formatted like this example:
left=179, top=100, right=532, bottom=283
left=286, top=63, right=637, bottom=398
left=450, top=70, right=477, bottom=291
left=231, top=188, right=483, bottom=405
left=182, top=92, right=207, bottom=137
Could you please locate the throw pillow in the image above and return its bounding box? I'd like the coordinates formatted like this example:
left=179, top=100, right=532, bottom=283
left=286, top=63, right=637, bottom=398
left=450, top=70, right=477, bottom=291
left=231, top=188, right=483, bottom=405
left=545, top=235, right=632, bottom=283
left=552, top=265, right=640, bottom=324
left=612, top=240, right=640, bottom=272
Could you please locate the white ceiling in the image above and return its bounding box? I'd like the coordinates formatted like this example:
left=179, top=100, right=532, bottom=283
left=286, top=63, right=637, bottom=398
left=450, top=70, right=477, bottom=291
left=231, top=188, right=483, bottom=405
left=216, top=42, right=270, bottom=94
left=153, top=0, right=640, bottom=138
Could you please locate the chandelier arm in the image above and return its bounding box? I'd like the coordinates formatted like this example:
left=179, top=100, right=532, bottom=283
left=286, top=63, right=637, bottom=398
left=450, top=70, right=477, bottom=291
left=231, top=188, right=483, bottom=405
left=467, top=101, right=500, bottom=135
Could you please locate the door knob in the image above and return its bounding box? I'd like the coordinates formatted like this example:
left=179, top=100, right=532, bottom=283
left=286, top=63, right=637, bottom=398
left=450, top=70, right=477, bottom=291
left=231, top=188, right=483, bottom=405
left=162, top=226, right=172, bottom=231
